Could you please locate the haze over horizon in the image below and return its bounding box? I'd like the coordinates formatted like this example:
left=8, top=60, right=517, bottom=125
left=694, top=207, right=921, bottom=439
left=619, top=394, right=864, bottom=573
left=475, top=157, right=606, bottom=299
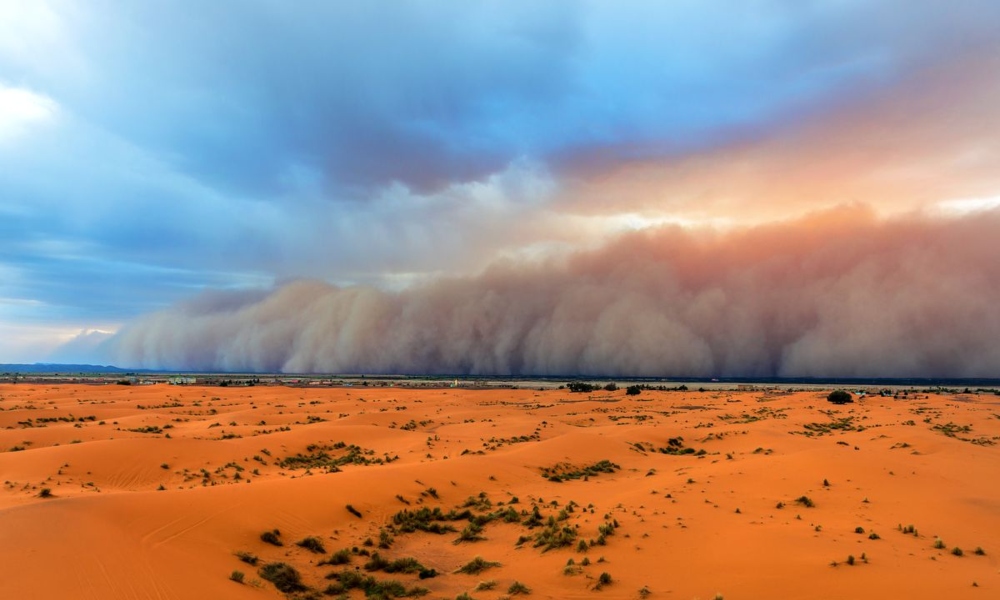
left=3, top=1, right=1000, bottom=376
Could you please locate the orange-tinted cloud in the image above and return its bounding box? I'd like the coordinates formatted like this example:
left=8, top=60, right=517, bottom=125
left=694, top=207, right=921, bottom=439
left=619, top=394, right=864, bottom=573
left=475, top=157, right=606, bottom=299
left=558, top=49, right=1000, bottom=224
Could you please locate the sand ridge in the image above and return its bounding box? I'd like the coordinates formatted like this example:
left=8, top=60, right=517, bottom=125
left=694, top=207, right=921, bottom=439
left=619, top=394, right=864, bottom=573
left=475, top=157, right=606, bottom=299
left=1, top=383, right=998, bottom=599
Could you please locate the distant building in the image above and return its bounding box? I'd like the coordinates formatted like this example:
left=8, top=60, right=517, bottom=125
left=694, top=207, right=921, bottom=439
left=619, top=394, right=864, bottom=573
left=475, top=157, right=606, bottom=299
left=168, top=376, right=196, bottom=385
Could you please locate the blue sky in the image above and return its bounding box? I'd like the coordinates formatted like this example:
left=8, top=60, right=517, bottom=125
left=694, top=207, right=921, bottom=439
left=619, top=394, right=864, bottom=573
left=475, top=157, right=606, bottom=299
left=2, top=1, right=1000, bottom=366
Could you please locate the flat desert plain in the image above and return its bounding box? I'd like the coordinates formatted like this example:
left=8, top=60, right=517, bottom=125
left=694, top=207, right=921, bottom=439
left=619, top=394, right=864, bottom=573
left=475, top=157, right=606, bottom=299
left=1, top=383, right=998, bottom=599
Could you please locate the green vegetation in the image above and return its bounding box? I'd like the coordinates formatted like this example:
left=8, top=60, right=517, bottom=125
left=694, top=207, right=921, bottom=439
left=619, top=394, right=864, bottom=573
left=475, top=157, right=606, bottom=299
left=278, top=442, right=395, bottom=472
left=296, top=536, right=326, bottom=554
left=235, top=550, right=258, bottom=566
left=596, top=572, right=613, bottom=589
left=323, top=569, right=429, bottom=598
left=541, top=460, right=620, bottom=482
left=455, top=556, right=501, bottom=575
left=259, top=562, right=306, bottom=593
left=229, top=570, right=244, bottom=584
left=508, top=581, right=531, bottom=595
left=827, top=390, right=853, bottom=404
left=260, top=529, right=282, bottom=546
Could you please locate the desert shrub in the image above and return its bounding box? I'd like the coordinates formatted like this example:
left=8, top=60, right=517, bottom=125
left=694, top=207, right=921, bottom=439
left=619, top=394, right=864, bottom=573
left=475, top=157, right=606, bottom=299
left=455, top=522, right=485, bottom=544
left=235, top=550, right=258, bottom=565
left=625, top=385, right=642, bottom=396
left=846, top=555, right=855, bottom=566
left=229, top=570, right=245, bottom=583
left=364, top=552, right=391, bottom=571
left=378, top=528, right=395, bottom=549
left=795, top=496, right=815, bottom=508
left=869, top=532, right=880, bottom=540
left=508, top=581, right=531, bottom=595
left=259, top=562, right=306, bottom=593
left=974, top=547, right=986, bottom=555
left=384, top=557, right=425, bottom=574
left=854, top=527, right=865, bottom=534
left=347, top=504, right=363, bottom=518
left=296, top=536, right=326, bottom=554
left=597, top=572, right=613, bottom=588
left=474, top=580, right=496, bottom=591
left=260, top=529, right=282, bottom=546
left=320, top=548, right=352, bottom=566
left=456, top=556, right=501, bottom=575
left=934, top=537, right=946, bottom=549
left=952, top=547, right=964, bottom=557
left=38, top=488, right=53, bottom=498
left=827, top=390, right=853, bottom=404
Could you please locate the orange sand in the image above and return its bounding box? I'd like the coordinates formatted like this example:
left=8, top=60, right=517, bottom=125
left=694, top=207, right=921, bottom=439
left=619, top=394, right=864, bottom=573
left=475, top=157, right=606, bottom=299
left=1, top=383, right=998, bottom=599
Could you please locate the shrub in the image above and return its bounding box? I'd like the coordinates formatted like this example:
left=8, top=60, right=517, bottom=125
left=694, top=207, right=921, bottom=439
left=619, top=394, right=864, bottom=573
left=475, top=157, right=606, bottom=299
left=347, top=504, right=363, bottom=518
left=230, top=570, right=245, bottom=584
left=846, top=555, right=855, bottom=566
left=474, top=580, right=496, bottom=591
left=934, top=538, right=946, bottom=549
left=260, top=529, right=282, bottom=546
left=854, top=527, right=865, bottom=534
left=597, top=572, right=613, bottom=588
left=364, top=552, right=391, bottom=572
left=296, top=536, right=326, bottom=554
left=974, top=546, right=986, bottom=556
left=320, top=548, right=352, bottom=566
left=952, top=547, right=964, bottom=557
left=795, top=496, right=815, bottom=508
left=508, top=581, right=531, bottom=595
left=827, top=390, right=853, bottom=404
left=384, top=557, right=425, bottom=574
left=38, top=488, right=53, bottom=498
left=235, top=551, right=258, bottom=565
left=625, top=385, right=642, bottom=396
left=869, top=532, right=880, bottom=540
left=455, top=556, right=501, bottom=575
left=259, top=562, right=306, bottom=593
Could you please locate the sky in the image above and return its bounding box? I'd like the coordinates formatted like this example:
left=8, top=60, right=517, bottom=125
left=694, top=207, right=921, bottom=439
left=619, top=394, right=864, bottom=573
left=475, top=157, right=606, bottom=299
left=2, top=1, right=1000, bottom=376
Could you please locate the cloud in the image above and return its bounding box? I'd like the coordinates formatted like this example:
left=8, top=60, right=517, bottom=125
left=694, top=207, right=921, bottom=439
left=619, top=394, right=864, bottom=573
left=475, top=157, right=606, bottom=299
left=101, top=206, right=1000, bottom=377
left=0, top=84, right=57, bottom=143
left=557, top=42, right=1000, bottom=224
left=5, top=2, right=1000, bottom=366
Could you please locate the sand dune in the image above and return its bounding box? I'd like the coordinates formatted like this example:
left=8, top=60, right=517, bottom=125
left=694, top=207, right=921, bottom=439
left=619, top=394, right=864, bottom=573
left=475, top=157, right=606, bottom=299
left=1, top=383, right=998, bottom=599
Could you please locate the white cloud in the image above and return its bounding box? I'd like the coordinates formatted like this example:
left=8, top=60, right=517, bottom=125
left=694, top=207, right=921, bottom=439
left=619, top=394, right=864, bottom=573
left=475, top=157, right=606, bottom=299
left=0, top=84, right=58, bottom=143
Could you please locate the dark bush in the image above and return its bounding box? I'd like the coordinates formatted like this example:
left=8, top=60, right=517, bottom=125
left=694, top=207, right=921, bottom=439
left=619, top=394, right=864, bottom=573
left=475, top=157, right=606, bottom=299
left=259, top=562, right=306, bottom=593
left=827, top=390, right=853, bottom=404
left=296, top=536, right=326, bottom=554
left=260, top=529, right=282, bottom=546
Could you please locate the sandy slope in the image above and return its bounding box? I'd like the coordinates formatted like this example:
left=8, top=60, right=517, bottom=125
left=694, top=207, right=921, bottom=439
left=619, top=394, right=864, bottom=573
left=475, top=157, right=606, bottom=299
left=1, top=383, right=998, bottom=599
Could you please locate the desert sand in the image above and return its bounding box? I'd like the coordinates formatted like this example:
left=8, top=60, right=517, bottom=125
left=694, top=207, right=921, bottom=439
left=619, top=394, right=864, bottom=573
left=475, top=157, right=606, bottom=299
left=1, top=382, right=998, bottom=599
